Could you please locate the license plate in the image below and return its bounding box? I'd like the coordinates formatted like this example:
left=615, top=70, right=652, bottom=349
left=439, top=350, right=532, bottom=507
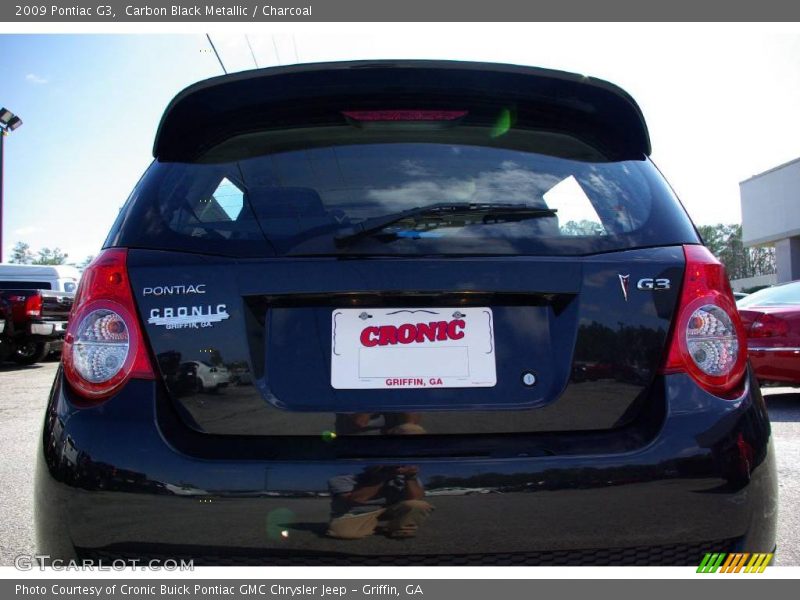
left=331, top=307, right=497, bottom=389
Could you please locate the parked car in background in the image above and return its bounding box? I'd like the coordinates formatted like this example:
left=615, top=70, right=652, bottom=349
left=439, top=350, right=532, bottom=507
left=0, top=264, right=80, bottom=293
left=0, top=264, right=77, bottom=364
left=733, top=292, right=749, bottom=301
left=0, top=301, right=9, bottom=363
left=738, top=280, right=800, bottom=385
left=0, top=288, right=73, bottom=364
left=36, top=61, right=776, bottom=565
left=180, top=360, right=231, bottom=392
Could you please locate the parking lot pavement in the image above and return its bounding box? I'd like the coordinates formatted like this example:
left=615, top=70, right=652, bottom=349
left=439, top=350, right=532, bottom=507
left=0, top=360, right=59, bottom=565
left=1, top=362, right=798, bottom=565
left=761, top=387, right=800, bottom=565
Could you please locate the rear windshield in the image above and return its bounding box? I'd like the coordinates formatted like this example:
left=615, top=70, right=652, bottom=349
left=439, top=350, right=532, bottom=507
left=737, top=282, right=800, bottom=307
left=108, top=141, right=699, bottom=257
left=0, top=281, right=51, bottom=290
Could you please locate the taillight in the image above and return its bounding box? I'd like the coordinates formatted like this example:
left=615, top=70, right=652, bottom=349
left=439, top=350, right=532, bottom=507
left=25, top=294, right=42, bottom=317
left=750, top=313, right=789, bottom=338
left=62, top=248, right=154, bottom=400
left=661, top=245, right=747, bottom=396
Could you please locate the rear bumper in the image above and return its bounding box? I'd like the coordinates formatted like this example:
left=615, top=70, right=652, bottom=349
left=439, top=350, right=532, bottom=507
left=35, top=368, right=777, bottom=565
left=1, top=319, right=66, bottom=348
left=29, top=320, right=67, bottom=337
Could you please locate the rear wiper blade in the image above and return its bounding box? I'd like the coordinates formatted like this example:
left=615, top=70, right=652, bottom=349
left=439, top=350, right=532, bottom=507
left=334, top=202, right=557, bottom=247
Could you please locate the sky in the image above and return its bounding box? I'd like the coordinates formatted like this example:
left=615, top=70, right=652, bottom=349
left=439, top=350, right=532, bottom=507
left=1, top=27, right=800, bottom=264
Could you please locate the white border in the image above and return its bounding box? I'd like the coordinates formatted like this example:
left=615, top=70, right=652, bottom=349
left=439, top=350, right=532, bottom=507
left=1, top=19, right=797, bottom=581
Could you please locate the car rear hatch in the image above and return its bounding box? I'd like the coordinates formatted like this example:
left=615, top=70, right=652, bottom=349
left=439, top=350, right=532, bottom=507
left=128, top=248, right=686, bottom=439
left=112, top=61, right=700, bottom=441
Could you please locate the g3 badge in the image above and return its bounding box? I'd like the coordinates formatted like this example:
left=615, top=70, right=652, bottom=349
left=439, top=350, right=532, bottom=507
left=637, top=278, right=671, bottom=291
left=619, top=275, right=671, bottom=301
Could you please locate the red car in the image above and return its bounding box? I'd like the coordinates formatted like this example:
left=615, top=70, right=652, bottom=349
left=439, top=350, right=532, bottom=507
left=738, top=281, right=800, bottom=385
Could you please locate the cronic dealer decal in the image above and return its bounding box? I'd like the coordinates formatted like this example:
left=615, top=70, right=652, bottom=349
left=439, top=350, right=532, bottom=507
left=147, top=304, right=229, bottom=329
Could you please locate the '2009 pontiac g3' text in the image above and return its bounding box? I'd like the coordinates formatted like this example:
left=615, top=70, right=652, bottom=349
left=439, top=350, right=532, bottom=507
left=36, top=61, right=777, bottom=565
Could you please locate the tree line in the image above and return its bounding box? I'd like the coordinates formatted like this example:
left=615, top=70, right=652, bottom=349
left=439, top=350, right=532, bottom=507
left=696, top=224, right=776, bottom=280
left=561, top=220, right=774, bottom=281
left=8, top=241, right=93, bottom=269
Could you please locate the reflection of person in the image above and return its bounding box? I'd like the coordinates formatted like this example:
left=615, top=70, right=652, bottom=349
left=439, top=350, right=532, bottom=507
left=326, top=466, right=434, bottom=539
left=335, top=413, right=425, bottom=435
left=383, top=413, right=425, bottom=435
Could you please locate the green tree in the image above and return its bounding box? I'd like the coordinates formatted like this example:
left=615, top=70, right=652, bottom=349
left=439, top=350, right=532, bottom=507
left=77, top=255, right=95, bottom=271
left=9, top=241, right=34, bottom=264
left=33, top=247, right=69, bottom=265
left=697, top=223, right=775, bottom=279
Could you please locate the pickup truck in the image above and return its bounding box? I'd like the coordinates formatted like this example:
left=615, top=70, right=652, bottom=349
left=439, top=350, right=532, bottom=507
left=0, top=289, right=73, bottom=364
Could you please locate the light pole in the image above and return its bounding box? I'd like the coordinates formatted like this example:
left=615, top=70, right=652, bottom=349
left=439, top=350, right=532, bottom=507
left=0, top=107, right=23, bottom=263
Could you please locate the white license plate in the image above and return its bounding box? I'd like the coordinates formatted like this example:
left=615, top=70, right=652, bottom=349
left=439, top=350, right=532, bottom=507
left=331, top=307, right=497, bottom=389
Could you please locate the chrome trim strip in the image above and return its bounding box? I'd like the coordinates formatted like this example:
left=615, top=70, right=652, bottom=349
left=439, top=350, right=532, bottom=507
left=749, top=346, right=800, bottom=353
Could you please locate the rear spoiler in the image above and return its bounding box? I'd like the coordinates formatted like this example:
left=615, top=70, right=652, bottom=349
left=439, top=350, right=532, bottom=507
left=153, top=60, right=651, bottom=162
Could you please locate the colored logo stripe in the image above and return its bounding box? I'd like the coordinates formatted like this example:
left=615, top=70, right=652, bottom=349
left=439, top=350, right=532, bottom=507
left=697, top=553, right=726, bottom=573
left=745, top=553, right=773, bottom=573
left=697, top=553, right=773, bottom=573
left=720, top=553, right=749, bottom=573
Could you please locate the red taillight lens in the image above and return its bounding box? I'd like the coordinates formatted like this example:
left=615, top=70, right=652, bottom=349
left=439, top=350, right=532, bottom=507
left=62, top=248, right=154, bottom=400
left=25, top=294, right=42, bottom=317
left=661, top=245, right=747, bottom=396
left=750, top=313, right=790, bottom=338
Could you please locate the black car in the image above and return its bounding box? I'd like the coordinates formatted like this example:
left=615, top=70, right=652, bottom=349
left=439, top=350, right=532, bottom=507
left=36, top=61, right=777, bottom=565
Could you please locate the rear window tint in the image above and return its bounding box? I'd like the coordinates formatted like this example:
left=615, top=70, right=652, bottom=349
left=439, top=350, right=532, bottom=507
left=109, top=142, right=698, bottom=257
left=0, top=281, right=51, bottom=290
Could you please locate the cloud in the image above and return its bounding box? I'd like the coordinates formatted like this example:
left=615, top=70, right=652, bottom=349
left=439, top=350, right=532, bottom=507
left=398, top=160, right=434, bottom=178
left=366, top=162, right=562, bottom=210
left=12, top=226, right=44, bottom=236
left=25, top=73, right=47, bottom=85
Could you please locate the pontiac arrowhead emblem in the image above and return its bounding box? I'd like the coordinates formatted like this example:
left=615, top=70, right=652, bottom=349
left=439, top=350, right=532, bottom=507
left=618, top=274, right=630, bottom=302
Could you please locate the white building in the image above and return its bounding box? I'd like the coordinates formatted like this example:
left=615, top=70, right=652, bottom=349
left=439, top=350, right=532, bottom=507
left=740, top=157, right=800, bottom=284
